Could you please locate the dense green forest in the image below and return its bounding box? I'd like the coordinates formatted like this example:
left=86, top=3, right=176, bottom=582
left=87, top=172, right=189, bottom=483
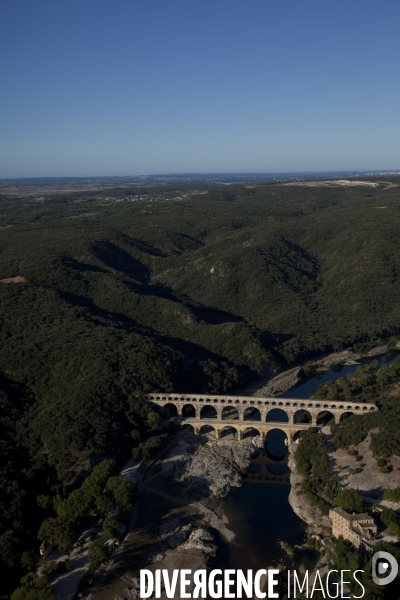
left=1, top=177, right=400, bottom=591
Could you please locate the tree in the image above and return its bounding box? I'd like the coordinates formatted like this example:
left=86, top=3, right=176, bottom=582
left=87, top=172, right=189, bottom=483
left=335, top=489, right=365, bottom=513
left=131, top=429, right=141, bottom=443
left=11, top=572, right=54, bottom=600
left=146, top=411, right=160, bottom=430
left=380, top=508, right=400, bottom=535
left=20, top=550, right=34, bottom=572
left=38, top=516, right=76, bottom=554
left=102, top=517, right=120, bottom=540
left=87, top=539, right=111, bottom=570
left=106, top=477, right=136, bottom=513
left=36, top=495, right=54, bottom=512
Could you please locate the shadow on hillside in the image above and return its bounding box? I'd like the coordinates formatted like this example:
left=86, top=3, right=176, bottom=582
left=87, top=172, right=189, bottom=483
left=256, top=237, right=321, bottom=295
left=57, top=290, right=255, bottom=392
left=119, top=233, right=167, bottom=258
left=122, top=280, right=245, bottom=325
left=92, top=240, right=151, bottom=283
left=62, top=256, right=109, bottom=274
left=164, top=231, right=205, bottom=254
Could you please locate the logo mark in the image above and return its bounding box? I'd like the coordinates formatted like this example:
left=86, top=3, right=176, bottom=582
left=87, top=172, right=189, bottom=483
left=372, top=551, right=398, bottom=586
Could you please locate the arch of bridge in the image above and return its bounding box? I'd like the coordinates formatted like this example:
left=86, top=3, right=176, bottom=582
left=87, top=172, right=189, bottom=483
left=187, top=419, right=304, bottom=433
left=186, top=420, right=300, bottom=442
left=148, top=393, right=378, bottom=425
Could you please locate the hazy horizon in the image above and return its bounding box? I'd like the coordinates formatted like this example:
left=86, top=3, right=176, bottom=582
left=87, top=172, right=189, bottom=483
left=1, top=0, right=400, bottom=178
left=1, top=169, right=400, bottom=183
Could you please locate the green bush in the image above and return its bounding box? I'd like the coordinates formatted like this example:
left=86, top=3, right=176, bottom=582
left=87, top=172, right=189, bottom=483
left=11, top=572, right=55, bottom=600
left=41, top=561, right=59, bottom=577
left=102, top=518, right=120, bottom=540
left=335, top=489, right=364, bottom=513
left=381, top=465, right=393, bottom=474
left=383, top=488, right=400, bottom=503
left=20, top=551, right=34, bottom=573
left=87, top=539, right=111, bottom=571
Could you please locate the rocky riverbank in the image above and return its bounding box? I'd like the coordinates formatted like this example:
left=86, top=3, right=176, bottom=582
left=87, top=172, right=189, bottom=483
left=254, top=366, right=303, bottom=397
left=287, top=441, right=331, bottom=530
left=87, top=431, right=264, bottom=600
left=243, top=349, right=363, bottom=398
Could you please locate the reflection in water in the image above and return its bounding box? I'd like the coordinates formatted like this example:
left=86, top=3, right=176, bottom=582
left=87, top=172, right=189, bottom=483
left=265, top=429, right=288, bottom=461
left=267, top=463, right=288, bottom=475
left=213, top=484, right=310, bottom=572
left=294, top=547, right=320, bottom=571
left=248, top=463, right=262, bottom=473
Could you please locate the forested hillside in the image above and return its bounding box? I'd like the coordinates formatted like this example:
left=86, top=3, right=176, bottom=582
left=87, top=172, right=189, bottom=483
left=1, top=177, right=400, bottom=587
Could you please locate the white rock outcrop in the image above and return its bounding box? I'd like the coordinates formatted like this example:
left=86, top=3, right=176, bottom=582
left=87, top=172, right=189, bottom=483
left=180, top=436, right=263, bottom=496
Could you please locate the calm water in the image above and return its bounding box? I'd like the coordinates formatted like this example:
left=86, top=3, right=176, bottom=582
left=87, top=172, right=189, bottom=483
left=211, top=483, right=318, bottom=570
left=280, top=350, right=399, bottom=399
left=212, top=429, right=306, bottom=572
left=212, top=483, right=316, bottom=572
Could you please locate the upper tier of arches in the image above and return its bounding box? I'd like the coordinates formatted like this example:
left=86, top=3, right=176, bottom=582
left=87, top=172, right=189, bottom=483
left=148, top=394, right=377, bottom=413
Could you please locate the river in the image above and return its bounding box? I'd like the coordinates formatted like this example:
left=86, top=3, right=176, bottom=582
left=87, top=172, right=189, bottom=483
left=212, top=350, right=399, bottom=574
left=280, top=349, right=399, bottom=399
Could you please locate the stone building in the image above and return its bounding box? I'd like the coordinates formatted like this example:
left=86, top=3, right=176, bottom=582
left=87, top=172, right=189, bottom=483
left=329, top=507, right=378, bottom=550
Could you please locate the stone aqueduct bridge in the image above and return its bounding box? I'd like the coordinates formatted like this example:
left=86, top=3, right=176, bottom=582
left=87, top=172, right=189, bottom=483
left=148, top=393, right=378, bottom=445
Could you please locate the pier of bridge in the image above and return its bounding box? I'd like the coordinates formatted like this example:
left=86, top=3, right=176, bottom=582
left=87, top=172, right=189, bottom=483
left=148, top=392, right=378, bottom=431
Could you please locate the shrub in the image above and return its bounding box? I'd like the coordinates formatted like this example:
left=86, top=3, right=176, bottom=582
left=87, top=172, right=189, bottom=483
left=380, top=465, right=393, bottom=474
left=41, top=561, right=60, bottom=577
left=20, top=551, right=34, bottom=572
left=87, top=539, right=111, bottom=571
left=335, top=489, right=364, bottom=513
left=103, top=518, right=120, bottom=540
left=383, top=488, right=400, bottom=503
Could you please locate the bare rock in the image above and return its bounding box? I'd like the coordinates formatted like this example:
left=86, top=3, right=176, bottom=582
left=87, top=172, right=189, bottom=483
left=181, top=436, right=263, bottom=496
left=368, top=345, right=389, bottom=356
left=181, top=528, right=217, bottom=554
left=258, top=367, right=302, bottom=396
left=159, top=518, right=194, bottom=548
left=341, top=353, right=362, bottom=365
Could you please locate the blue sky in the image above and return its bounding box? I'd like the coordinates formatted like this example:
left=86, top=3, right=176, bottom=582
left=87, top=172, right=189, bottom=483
left=1, top=0, right=399, bottom=177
